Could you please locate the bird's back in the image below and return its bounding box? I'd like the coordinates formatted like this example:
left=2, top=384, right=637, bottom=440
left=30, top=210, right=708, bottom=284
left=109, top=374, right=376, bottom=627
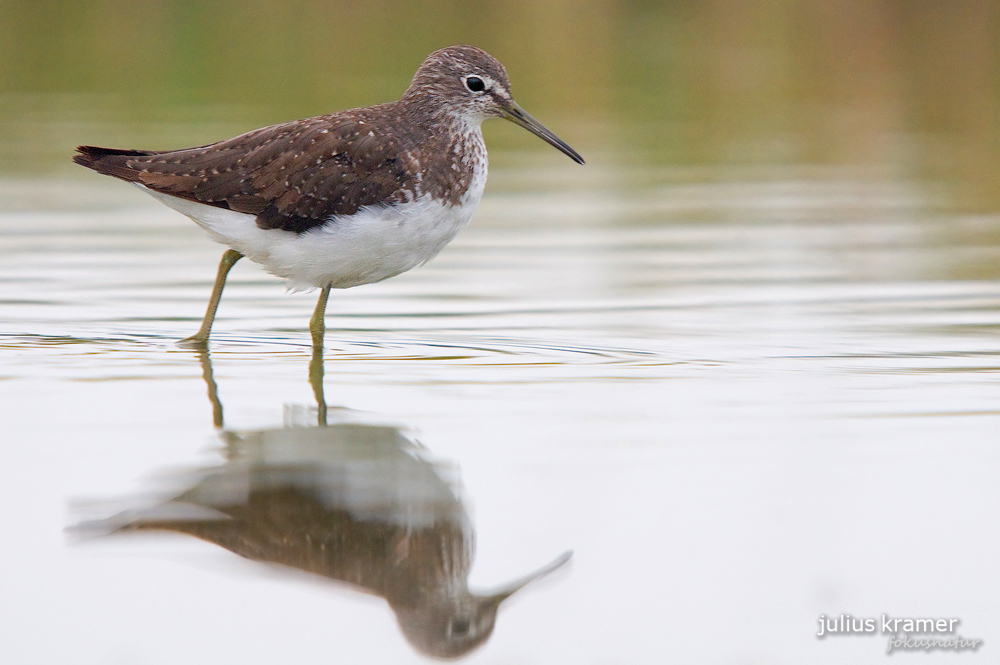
left=73, top=105, right=442, bottom=235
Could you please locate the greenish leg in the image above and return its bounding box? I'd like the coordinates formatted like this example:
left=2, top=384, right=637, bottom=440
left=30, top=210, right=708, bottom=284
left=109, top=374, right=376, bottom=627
left=181, top=249, right=243, bottom=346
left=195, top=347, right=224, bottom=429
left=309, top=285, right=331, bottom=425
left=310, top=284, right=331, bottom=349
left=309, top=341, right=327, bottom=426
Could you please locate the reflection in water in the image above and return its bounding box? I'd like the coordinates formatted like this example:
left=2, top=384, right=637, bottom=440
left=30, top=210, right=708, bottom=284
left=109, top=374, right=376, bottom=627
left=74, top=350, right=571, bottom=659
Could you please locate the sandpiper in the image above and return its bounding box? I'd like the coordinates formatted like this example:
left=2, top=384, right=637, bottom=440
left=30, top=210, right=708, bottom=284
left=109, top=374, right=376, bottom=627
left=75, top=414, right=571, bottom=658
left=73, top=45, right=583, bottom=346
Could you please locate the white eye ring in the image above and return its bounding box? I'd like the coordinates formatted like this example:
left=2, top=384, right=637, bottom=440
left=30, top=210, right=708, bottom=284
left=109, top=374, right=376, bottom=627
left=464, top=75, right=487, bottom=93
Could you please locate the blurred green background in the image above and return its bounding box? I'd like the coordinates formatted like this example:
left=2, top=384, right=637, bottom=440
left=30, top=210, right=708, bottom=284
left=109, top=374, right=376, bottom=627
left=1, top=0, right=998, bottom=209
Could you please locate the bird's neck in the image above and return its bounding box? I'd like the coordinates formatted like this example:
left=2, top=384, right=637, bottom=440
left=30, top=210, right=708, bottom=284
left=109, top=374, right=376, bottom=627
left=397, top=94, right=486, bottom=132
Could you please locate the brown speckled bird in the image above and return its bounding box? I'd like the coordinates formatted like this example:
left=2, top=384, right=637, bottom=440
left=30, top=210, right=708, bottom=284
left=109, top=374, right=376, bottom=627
left=73, top=45, right=584, bottom=346
left=74, top=414, right=572, bottom=658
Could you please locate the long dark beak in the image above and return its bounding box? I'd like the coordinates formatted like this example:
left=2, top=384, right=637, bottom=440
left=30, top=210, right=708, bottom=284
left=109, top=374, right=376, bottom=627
left=503, top=102, right=585, bottom=165
left=481, top=550, right=573, bottom=606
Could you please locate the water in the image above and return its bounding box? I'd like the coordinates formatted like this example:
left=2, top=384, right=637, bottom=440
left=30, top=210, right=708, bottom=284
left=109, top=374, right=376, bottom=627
left=3, top=2, right=1000, bottom=663
left=3, top=166, right=999, bottom=663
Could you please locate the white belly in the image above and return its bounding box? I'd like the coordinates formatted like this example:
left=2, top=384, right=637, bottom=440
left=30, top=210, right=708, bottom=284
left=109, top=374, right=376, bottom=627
left=138, top=174, right=485, bottom=291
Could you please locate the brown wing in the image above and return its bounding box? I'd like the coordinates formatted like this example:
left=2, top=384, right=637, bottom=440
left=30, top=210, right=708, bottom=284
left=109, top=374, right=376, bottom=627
left=73, top=108, right=422, bottom=234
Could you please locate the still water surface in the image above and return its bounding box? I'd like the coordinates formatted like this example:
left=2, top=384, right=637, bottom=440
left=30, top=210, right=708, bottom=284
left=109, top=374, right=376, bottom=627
left=3, top=3, right=1000, bottom=662
left=2, top=164, right=999, bottom=662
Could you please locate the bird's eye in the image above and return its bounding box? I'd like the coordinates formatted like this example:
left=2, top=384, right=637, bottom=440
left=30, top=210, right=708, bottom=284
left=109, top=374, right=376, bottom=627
left=464, top=76, right=486, bottom=93
left=451, top=618, right=471, bottom=636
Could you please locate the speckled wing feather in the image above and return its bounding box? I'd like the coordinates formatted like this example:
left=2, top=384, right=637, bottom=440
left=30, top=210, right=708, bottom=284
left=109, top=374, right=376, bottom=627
left=73, top=107, right=422, bottom=234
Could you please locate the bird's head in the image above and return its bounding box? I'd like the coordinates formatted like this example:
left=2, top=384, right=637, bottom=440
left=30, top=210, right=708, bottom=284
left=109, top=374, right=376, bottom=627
left=404, top=45, right=585, bottom=164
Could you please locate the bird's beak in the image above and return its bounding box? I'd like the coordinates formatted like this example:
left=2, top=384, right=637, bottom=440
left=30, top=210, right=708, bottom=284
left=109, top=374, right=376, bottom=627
left=482, top=550, right=573, bottom=606
left=503, top=102, right=585, bottom=165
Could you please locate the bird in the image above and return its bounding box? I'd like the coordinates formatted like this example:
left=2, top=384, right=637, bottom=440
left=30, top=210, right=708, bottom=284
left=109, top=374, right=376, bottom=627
left=72, top=45, right=584, bottom=347
left=72, top=409, right=573, bottom=658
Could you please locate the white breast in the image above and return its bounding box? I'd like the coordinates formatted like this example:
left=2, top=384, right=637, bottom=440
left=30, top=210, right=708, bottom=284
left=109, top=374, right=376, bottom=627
left=136, top=149, right=487, bottom=292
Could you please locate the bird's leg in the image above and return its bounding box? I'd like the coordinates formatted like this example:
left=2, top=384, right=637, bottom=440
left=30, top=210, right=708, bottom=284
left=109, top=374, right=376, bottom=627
left=310, top=284, right=331, bottom=349
left=196, top=347, right=225, bottom=429
left=181, top=249, right=243, bottom=346
left=309, top=342, right=327, bottom=426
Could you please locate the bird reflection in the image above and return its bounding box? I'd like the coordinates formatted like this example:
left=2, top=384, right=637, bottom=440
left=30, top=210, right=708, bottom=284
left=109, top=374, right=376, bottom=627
left=74, top=347, right=571, bottom=659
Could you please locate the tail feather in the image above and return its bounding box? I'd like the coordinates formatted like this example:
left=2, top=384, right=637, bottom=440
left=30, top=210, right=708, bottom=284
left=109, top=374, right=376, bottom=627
left=73, top=145, right=159, bottom=181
